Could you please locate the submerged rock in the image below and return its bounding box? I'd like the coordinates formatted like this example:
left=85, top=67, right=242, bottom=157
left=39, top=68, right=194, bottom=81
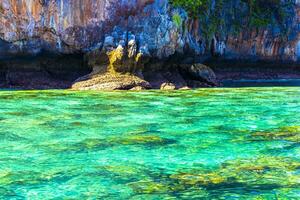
left=170, top=172, right=226, bottom=186
left=251, top=126, right=300, bottom=142
left=120, top=135, right=175, bottom=145
left=72, top=135, right=176, bottom=151
left=128, top=181, right=170, bottom=194
left=169, top=156, right=300, bottom=191
left=126, top=156, right=300, bottom=198
left=280, top=126, right=300, bottom=133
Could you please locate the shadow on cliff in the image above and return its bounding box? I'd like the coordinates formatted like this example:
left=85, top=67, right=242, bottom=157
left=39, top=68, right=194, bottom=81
left=0, top=53, right=91, bottom=90
left=1, top=53, right=300, bottom=90
left=205, top=59, right=300, bottom=87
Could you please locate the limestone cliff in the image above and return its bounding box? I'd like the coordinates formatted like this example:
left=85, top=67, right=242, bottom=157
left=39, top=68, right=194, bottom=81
left=0, top=0, right=300, bottom=89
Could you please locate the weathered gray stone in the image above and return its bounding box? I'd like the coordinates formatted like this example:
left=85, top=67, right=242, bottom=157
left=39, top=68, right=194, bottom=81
left=160, top=82, right=176, bottom=90
left=72, top=73, right=151, bottom=91
left=1, top=0, right=298, bottom=62
left=180, top=64, right=218, bottom=86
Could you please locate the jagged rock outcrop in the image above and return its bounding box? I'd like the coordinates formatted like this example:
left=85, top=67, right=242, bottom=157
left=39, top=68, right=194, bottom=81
left=179, top=64, right=218, bottom=86
left=0, top=0, right=300, bottom=89
left=2, top=0, right=299, bottom=60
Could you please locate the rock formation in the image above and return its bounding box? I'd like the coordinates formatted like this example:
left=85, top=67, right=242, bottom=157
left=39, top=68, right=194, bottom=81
left=0, top=0, right=300, bottom=89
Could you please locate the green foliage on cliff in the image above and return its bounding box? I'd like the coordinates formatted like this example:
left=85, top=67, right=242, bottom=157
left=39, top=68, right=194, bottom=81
left=242, top=0, right=294, bottom=27
left=172, top=13, right=183, bottom=27
left=170, top=0, right=294, bottom=29
left=171, top=0, right=228, bottom=39
left=171, top=0, right=209, bottom=18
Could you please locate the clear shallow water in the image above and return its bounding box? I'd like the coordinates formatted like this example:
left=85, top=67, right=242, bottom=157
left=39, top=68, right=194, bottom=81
left=0, top=88, right=300, bottom=199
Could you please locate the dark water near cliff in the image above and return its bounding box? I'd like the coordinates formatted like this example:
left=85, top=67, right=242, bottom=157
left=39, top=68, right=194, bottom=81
left=0, top=88, right=300, bottom=199
left=222, top=79, right=300, bottom=87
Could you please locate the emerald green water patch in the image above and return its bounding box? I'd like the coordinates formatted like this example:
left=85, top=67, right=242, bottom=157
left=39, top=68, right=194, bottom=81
left=0, top=88, right=300, bottom=199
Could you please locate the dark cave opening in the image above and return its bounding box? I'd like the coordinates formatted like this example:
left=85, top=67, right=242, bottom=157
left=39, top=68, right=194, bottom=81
left=0, top=52, right=92, bottom=89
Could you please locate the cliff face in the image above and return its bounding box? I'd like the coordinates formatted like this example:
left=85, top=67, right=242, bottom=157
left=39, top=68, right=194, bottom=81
left=0, top=0, right=300, bottom=89
left=1, top=0, right=171, bottom=57
left=1, top=0, right=300, bottom=61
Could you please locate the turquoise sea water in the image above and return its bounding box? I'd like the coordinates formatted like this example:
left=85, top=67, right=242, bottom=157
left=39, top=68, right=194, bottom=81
left=0, top=88, right=300, bottom=199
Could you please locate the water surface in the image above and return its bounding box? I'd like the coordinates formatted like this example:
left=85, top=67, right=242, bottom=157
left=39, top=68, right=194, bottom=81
left=0, top=88, right=300, bottom=199
left=222, top=79, right=300, bottom=87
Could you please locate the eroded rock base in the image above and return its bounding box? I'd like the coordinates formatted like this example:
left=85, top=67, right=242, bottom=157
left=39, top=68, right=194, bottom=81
left=206, top=60, right=300, bottom=82
left=3, top=54, right=299, bottom=90
left=72, top=73, right=151, bottom=90
left=0, top=53, right=90, bottom=90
